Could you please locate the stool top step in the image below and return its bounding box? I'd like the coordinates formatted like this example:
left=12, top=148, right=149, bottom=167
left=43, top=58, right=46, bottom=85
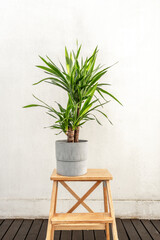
left=50, top=169, right=113, bottom=181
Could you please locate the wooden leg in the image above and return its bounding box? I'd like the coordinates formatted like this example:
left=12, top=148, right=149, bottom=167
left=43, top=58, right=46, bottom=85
left=46, top=181, right=58, bottom=240
left=103, top=181, right=110, bottom=240
left=51, top=226, right=54, bottom=240
left=106, top=181, right=118, bottom=240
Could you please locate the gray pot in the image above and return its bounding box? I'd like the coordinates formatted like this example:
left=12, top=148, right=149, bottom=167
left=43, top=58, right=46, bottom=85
left=55, top=140, right=88, bottom=176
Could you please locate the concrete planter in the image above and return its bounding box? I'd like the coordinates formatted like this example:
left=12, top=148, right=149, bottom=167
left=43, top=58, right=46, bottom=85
left=55, top=140, right=88, bottom=176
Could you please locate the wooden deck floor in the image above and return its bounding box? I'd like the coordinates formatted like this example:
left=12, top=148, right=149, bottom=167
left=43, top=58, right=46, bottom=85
left=0, top=219, right=160, bottom=240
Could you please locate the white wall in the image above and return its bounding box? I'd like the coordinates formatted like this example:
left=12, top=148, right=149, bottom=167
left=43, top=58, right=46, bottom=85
left=0, top=0, right=160, bottom=218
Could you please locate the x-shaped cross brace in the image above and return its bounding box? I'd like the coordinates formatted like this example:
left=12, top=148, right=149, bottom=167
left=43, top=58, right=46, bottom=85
left=59, top=180, right=101, bottom=213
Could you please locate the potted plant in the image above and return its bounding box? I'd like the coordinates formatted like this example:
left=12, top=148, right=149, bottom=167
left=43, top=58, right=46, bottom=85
left=24, top=43, right=121, bottom=176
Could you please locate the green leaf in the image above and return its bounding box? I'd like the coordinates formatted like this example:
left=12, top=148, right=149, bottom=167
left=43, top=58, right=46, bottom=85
left=91, top=114, right=102, bottom=125
left=70, top=52, right=73, bottom=71
left=105, top=61, right=119, bottom=70
left=87, top=101, right=109, bottom=114
left=96, top=109, right=113, bottom=125
left=59, top=61, right=66, bottom=73
left=48, top=124, right=61, bottom=129
left=88, top=68, right=107, bottom=86
left=55, top=131, right=63, bottom=135
left=45, top=80, right=69, bottom=92
left=79, top=84, right=97, bottom=117
left=65, top=47, right=70, bottom=74
left=94, top=95, right=104, bottom=108
left=39, top=56, right=66, bottom=81
left=46, top=112, right=57, bottom=119
left=33, top=77, right=55, bottom=85
left=23, top=104, right=44, bottom=108
left=97, top=83, right=111, bottom=87
left=96, top=88, right=107, bottom=101
left=55, top=102, right=66, bottom=113
left=76, top=44, right=82, bottom=59
left=97, top=87, right=122, bottom=105
left=32, top=94, right=50, bottom=108
left=36, top=65, right=55, bottom=73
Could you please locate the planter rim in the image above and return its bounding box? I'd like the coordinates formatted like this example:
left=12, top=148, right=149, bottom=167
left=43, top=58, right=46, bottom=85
left=56, top=140, right=88, bottom=143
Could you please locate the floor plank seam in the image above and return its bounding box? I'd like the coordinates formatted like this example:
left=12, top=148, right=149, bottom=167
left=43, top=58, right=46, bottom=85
left=150, top=220, right=160, bottom=234
left=82, top=230, right=84, bottom=240
left=130, top=219, right=142, bottom=240
left=93, top=230, right=96, bottom=240
left=70, top=230, right=73, bottom=240
left=1, top=219, right=14, bottom=240
left=59, top=230, right=62, bottom=240
left=121, top=219, right=130, bottom=240
left=24, top=220, right=34, bottom=240
left=36, top=220, right=44, bottom=240
left=12, top=220, right=24, bottom=240
left=140, top=220, right=154, bottom=240
left=0, top=220, right=4, bottom=227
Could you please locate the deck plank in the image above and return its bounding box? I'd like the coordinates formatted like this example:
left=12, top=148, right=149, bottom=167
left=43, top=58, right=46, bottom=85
left=53, top=231, right=61, bottom=240
left=14, top=220, right=33, bottom=240
left=25, top=219, right=43, bottom=240
left=2, top=219, right=23, bottom=240
left=38, top=221, right=61, bottom=240
left=116, top=219, right=128, bottom=240
left=94, top=230, right=106, bottom=239
left=141, top=220, right=160, bottom=240
left=0, top=219, right=14, bottom=239
left=131, top=219, right=152, bottom=240
left=60, top=230, right=72, bottom=240
left=37, top=220, right=48, bottom=240
left=151, top=220, right=160, bottom=233
left=122, top=219, right=141, bottom=240
left=72, top=230, right=83, bottom=240
left=83, top=230, right=94, bottom=239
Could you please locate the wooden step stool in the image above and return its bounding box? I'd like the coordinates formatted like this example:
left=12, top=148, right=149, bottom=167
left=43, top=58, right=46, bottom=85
left=46, top=169, right=119, bottom=240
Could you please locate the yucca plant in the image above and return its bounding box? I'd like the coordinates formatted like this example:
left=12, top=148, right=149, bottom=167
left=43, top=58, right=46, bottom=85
left=24, top=43, right=122, bottom=142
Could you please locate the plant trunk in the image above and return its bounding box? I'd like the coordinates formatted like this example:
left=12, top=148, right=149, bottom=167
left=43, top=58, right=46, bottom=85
left=67, top=127, right=74, bottom=142
left=74, top=126, right=80, bottom=142
left=74, top=107, right=80, bottom=142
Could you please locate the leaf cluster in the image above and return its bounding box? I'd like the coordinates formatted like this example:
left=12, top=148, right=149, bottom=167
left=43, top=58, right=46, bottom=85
left=23, top=43, right=122, bottom=135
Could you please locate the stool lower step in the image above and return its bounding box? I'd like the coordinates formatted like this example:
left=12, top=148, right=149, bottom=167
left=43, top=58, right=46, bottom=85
left=51, top=212, right=113, bottom=224
left=54, top=223, right=107, bottom=230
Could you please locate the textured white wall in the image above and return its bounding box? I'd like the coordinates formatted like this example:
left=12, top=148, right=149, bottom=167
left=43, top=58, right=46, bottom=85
left=0, top=0, right=160, bottom=218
